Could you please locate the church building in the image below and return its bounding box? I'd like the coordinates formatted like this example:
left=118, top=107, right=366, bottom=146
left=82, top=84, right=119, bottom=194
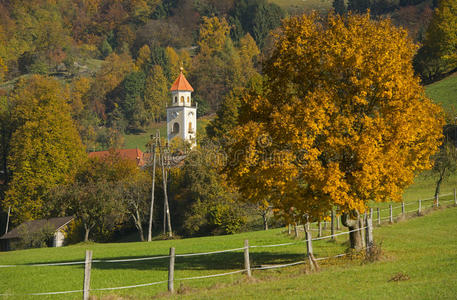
left=167, top=70, right=197, bottom=147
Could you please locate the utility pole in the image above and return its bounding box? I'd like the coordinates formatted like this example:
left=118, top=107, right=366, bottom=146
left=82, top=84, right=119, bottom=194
left=147, top=131, right=159, bottom=242
left=4, top=206, right=10, bottom=235
left=158, top=135, right=172, bottom=237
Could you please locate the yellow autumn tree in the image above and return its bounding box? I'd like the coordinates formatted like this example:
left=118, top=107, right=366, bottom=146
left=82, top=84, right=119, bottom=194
left=224, top=13, right=444, bottom=248
left=4, top=75, right=86, bottom=223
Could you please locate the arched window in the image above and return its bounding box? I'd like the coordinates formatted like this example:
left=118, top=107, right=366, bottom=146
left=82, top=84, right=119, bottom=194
left=180, top=96, right=184, bottom=103
left=188, top=122, right=193, bottom=133
left=174, top=96, right=177, bottom=103
left=173, top=122, right=179, bottom=133
left=187, top=96, right=190, bottom=103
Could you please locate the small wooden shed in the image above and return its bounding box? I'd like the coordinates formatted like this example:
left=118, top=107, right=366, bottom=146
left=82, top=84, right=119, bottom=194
left=0, top=216, right=74, bottom=251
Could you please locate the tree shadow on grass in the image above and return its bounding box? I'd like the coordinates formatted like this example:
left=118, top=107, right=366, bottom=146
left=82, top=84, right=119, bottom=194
left=76, top=251, right=306, bottom=272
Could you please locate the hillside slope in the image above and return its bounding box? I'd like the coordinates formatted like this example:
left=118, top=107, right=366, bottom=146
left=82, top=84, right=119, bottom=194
left=426, top=72, right=457, bottom=113
left=176, top=206, right=457, bottom=299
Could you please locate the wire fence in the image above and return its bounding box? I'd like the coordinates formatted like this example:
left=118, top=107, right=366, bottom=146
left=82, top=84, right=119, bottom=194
left=1, top=190, right=456, bottom=298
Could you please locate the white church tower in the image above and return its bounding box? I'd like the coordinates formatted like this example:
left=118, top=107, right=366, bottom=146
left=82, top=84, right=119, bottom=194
left=167, top=69, right=197, bottom=147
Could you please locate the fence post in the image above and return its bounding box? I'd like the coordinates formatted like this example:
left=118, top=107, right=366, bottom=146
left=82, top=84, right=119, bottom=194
left=359, top=214, right=366, bottom=249
left=244, top=239, right=251, bottom=277
left=418, top=199, right=422, bottom=215
left=454, top=188, right=457, bottom=206
left=435, top=194, right=439, bottom=207
left=294, top=222, right=299, bottom=238
left=401, top=202, right=405, bottom=215
left=331, top=210, right=335, bottom=240
left=318, top=221, right=322, bottom=237
left=377, top=207, right=381, bottom=226
left=365, top=213, right=374, bottom=254
left=336, top=215, right=340, bottom=230
left=168, top=247, right=175, bottom=293
left=83, top=250, right=93, bottom=300
left=288, top=224, right=291, bottom=235
left=389, top=205, right=393, bottom=223
left=304, top=222, right=319, bottom=271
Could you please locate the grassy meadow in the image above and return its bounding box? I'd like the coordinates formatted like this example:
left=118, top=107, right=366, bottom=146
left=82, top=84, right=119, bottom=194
left=122, top=117, right=212, bottom=151
left=1, top=172, right=456, bottom=299
left=176, top=206, right=457, bottom=300
left=269, top=0, right=332, bottom=12
left=425, top=72, right=457, bottom=114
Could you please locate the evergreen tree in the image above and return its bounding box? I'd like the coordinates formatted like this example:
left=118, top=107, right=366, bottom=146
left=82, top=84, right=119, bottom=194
left=144, top=65, right=169, bottom=123
left=333, top=0, right=347, bottom=14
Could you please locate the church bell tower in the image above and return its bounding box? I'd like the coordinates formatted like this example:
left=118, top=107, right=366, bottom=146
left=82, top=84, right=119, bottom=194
left=167, top=69, right=197, bottom=147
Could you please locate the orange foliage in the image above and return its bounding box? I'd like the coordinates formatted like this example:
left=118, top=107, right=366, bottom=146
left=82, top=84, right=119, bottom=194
left=225, top=13, right=444, bottom=221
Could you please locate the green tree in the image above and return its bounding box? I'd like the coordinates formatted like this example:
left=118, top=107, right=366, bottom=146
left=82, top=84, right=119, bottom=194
left=176, top=147, right=247, bottom=236
left=192, top=17, right=258, bottom=111
left=432, top=140, right=457, bottom=199
left=333, top=0, right=347, bottom=14
left=51, top=153, right=139, bottom=242
left=116, top=71, right=147, bottom=132
left=119, top=169, right=151, bottom=241
left=0, top=95, right=13, bottom=188
left=4, top=75, right=86, bottom=223
left=230, top=0, right=284, bottom=48
left=414, top=0, right=457, bottom=80
left=144, top=65, right=169, bottom=123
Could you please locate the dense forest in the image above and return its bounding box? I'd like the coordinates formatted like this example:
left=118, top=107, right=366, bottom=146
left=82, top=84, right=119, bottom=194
left=0, top=0, right=285, bottom=151
left=0, top=0, right=456, bottom=243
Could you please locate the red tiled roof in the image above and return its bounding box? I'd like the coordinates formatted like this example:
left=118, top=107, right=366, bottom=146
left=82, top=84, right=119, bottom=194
left=170, top=72, right=194, bottom=92
left=88, top=148, right=146, bottom=167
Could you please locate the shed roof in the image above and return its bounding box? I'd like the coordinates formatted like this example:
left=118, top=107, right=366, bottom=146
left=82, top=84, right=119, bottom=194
left=1, top=216, right=74, bottom=240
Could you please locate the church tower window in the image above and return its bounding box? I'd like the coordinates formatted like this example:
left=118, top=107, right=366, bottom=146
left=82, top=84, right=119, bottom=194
left=173, top=122, right=179, bottom=133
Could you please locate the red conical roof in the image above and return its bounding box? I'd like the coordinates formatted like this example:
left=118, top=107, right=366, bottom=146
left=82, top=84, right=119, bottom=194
left=170, top=72, right=194, bottom=92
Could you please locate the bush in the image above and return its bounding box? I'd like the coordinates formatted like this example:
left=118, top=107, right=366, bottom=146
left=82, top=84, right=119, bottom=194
left=12, top=223, right=55, bottom=250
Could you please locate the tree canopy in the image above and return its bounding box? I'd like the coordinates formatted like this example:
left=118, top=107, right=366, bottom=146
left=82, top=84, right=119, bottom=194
left=224, top=13, right=444, bottom=222
left=414, top=0, right=457, bottom=80
left=4, top=75, right=86, bottom=223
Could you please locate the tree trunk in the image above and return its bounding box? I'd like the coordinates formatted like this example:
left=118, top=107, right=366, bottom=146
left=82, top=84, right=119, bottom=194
left=341, top=212, right=363, bottom=251
left=84, top=226, right=90, bottom=242
left=137, top=223, right=144, bottom=242
left=434, top=167, right=446, bottom=199
left=262, top=210, right=268, bottom=230
left=133, top=206, right=144, bottom=242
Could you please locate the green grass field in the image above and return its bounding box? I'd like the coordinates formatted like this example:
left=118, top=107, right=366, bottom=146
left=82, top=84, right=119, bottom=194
left=123, top=118, right=212, bottom=151
left=1, top=172, right=456, bottom=299
left=177, top=206, right=457, bottom=300
left=425, top=72, right=457, bottom=113
left=269, top=0, right=333, bottom=13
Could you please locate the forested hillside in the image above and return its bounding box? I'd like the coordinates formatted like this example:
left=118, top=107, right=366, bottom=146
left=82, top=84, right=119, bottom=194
left=0, top=0, right=455, bottom=243
left=0, top=0, right=284, bottom=151
left=0, top=0, right=448, bottom=152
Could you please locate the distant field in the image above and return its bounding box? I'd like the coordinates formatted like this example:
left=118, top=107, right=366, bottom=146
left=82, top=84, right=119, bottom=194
left=269, top=0, right=332, bottom=12
left=123, top=118, right=212, bottom=151
left=425, top=72, right=457, bottom=113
